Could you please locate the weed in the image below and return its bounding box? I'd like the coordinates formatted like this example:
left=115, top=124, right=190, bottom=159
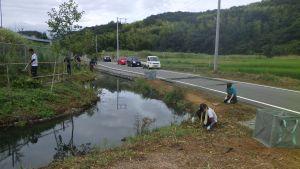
left=134, top=78, right=159, bottom=98
left=163, top=88, right=184, bottom=105
left=0, top=71, right=97, bottom=126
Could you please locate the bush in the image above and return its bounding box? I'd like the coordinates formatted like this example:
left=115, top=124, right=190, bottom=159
left=163, top=88, right=184, bottom=105
left=135, top=79, right=159, bottom=98
left=0, top=28, right=28, bottom=44
left=12, top=77, right=43, bottom=88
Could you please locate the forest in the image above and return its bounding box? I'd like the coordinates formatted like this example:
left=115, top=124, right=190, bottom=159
left=62, top=0, right=300, bottom=57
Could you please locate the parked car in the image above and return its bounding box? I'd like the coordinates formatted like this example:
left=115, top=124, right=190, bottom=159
left=117, top=57, right=127, bottom=65
left=142, top=56, right=161, bottom=69
left=127, top=57, right=142, bottom=67
left=103, top=56, right=112, bottom=62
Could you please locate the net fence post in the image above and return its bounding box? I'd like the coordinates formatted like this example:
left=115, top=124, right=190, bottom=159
left=51, top=58, right=57, bottom=92
left=6, top=63, right=12, bottom=103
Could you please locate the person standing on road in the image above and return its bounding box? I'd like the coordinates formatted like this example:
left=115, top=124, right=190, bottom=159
left=28, top=48, right=38, bottom=77
left=224, top=83, right=238, bottom=104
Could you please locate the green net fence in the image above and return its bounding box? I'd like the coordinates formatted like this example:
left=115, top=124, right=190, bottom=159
left=254, top=108, right=300, bottom=148
left=0, top=42, right=67, bottom=88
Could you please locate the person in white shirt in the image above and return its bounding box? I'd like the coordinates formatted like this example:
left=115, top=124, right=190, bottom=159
left=198, top=103, right=218, bottom=131
left=28, top=48, right=38, bottom=77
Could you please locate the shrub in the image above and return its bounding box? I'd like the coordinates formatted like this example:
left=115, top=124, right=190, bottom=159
left=163, top=88, right=184, bottom=105
left=12, top=76, right=43, bottom=88
left=134, top=79, right=159, bottom=98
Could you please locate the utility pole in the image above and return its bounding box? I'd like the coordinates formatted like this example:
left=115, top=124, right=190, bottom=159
left=117, top=17, right=119, bottom=61
left=0, top=0, right=3, bottom=28
left=214, top=0, right=221, bottom=72
left=116, top=17, right=127, bottom=61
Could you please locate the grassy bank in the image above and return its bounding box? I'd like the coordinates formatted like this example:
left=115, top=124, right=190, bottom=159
left=48, top=79, right=300, bottom=169
left=0, top=70, right=97, bottom=127
left=105, top=50, right=300, bottom=90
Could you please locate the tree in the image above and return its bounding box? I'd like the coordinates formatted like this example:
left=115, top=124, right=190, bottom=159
left=64, top=0, right=300, bottom=56
left=47, top=0, right=84, bottom=39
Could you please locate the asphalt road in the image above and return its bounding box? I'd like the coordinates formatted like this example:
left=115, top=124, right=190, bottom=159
left=97, top=62, right=300, bottom=115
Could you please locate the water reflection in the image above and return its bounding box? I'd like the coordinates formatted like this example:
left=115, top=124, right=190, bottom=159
left=0, top=74, right=186, bottom=169
left=53, top=118, right=92, bottom=160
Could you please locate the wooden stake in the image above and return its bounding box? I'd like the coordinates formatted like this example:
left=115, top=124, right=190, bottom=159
left=6, top=64, right=10, bottom=89
left=51, top=59, right=57, bottom=92
left=6, top=64, right=12, bottom=103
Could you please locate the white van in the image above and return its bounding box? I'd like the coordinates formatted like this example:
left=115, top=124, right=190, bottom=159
left=142, top=56, right=161, bottom=69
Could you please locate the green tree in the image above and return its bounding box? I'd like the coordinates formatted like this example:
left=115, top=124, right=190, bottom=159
left=47, top=0, right=84, bottom=39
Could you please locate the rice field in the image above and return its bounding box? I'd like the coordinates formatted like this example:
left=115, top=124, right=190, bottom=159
left=106, top=51, right=300, bottom=80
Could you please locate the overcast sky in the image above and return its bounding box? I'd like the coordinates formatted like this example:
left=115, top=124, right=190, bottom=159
left=2, top=0, right=261, bottom=32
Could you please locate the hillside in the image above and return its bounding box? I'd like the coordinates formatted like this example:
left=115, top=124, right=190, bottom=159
left=0, top=28, right=28, bottom=44
left=76, top=0, right=299, bottom=56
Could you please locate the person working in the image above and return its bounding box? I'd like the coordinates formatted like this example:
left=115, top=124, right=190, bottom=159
left=224, top=83, right=238, bottom=104
left=75, top=55, right=81, bottom=69
left=64, top=56, right=72, bottom=75
left=89, top=58, right=96, bottom=72
left=27, top=48, right=38, bottom=77
left=196, top=103, right=218, bottom=131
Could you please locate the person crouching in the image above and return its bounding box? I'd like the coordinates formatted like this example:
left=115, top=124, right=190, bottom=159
left=197, top=103, right=218, bottom=131
left=224, top=83, right=238, bottom=104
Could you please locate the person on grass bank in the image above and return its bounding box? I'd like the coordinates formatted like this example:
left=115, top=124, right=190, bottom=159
left=28, top=48, right=38, bottom=77
left=64, top=56, right=72, bottom=75
left=224, top=83, right=238, bottom=104
left=75, top=55, right=81, bottom=69
left=195, top=103, right=218, bottom=131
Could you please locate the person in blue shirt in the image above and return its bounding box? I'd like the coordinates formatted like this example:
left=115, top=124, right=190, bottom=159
left=224, top=83, right=238, bottom=104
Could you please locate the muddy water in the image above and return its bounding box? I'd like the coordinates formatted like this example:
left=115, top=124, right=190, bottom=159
left=0, top=74, right=186, bottom=169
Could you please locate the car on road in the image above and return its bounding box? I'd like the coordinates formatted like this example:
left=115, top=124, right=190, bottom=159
left=117, top=57, right=127, bottom=65
left=127, top=57, right=142, bottom=67
left=103, top=56, right=112, bottom=62
left=142, top=56, right=161, bottom=69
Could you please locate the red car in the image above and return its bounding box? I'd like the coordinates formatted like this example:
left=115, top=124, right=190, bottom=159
left=117, top=57, right=127, bottom=65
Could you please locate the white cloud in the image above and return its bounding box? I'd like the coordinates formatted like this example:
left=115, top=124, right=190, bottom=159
left=1, top=0, right=261, bottom=32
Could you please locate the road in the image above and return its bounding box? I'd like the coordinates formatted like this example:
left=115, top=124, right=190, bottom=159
left=97, top=62, right=300, bottom=115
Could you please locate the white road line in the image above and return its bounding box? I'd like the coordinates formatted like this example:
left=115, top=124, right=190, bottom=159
left=98, top=63, right=300, bottom=115
left=174, top=81, right=300, bottom=115
left=159, top=69, right=300, bottom=94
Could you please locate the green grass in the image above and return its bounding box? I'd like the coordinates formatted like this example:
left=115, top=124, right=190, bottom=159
left=48, top=124, right=198, bottom=169
left=104, top=50, right=300, bottom=89
left=127, top=124, right=198, bottom=144
left=0, top=70, right=97, bottom=126
left=159, top=54, right=300, bottom=80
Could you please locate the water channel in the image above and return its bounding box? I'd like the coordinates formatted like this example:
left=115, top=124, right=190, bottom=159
left=0, top=73, right=186, bottom=169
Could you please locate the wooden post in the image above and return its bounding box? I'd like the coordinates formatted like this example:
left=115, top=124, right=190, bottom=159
left=6, top=63, right=12, bottom=103
left=51, top=59, right=57, bottom=92
left=57, top=62, right=60, bottom=82
left=6, top=64, right=10, bottom=89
